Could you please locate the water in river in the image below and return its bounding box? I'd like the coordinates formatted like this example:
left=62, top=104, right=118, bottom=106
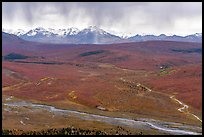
left=3, top=100, right=202, bottom=135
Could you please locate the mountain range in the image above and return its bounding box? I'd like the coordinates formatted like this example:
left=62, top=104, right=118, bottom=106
left=2, top=26, right=202, bottom=44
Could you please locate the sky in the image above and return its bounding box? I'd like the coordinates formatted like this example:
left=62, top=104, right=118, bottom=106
left=2, top=2, right=202, bottom=37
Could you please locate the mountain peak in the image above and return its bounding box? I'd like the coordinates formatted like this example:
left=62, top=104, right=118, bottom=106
left=87, top=26, right=100, bottom=31
left=26, top=27, right=54, bottom=37
left=159, top=34, right=166, bottom=37
left=2, top=28, right=26, bottom=36
left=66, top=27, right=80, bottom=35
left=34, top=27, right=46, bottom=31
left=82, top=26, right=108, bottom=35
left=194, top=33, right=202, bottom=37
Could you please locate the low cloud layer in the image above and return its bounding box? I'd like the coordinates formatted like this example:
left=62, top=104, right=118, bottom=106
left=2, top=2, right=202, bottom=36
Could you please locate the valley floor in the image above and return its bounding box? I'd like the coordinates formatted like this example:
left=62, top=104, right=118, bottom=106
left=2, top=41, right=202, bottom=135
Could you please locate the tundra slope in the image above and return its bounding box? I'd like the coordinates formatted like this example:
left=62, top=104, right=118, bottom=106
left=2, top=33, right=202, bottom=134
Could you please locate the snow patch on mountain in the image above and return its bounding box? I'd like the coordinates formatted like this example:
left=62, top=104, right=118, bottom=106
left=194, top=33, right=202, bottom=37
left=2, top=29, right=26, bottom=36
left=2, top=27, right=202, bottom=44
left=47, top=28, right=80, bottom=37
left=81, top=26, right=109, bottom=35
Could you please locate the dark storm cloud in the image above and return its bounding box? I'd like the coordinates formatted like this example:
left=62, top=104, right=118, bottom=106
left=2, top=2, right=202, bottom=36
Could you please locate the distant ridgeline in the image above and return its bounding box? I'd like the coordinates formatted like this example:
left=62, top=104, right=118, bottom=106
left=2, top=27, right=202, bottom=44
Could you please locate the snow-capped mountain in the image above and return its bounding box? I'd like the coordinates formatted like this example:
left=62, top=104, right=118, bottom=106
left=2, top=27, right=202, bottom=44
left=2, top=28, right=26, bottom=36
left=80, top=26, right=108, bottom=35
left=128, top=33, right=202, bottom=43
left=47, top=27, right=80, bottom=37
left=25, top=27, right=52, bottom=36
left=3, top=27, right=80, bottom=38
left=194, top=33, right=202, bottom=37
left=18, top=27, right=58, bottom=43
left=10, top=26, right=122, bottom=44
left=74, top=26, right=122, bottom=44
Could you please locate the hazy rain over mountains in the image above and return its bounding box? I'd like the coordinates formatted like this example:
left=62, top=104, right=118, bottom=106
left=2, top=2, right=202, bottom=37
